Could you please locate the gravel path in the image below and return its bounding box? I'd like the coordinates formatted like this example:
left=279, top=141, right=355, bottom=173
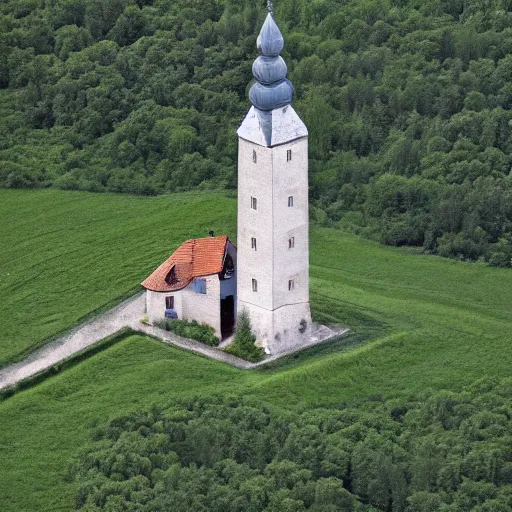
left=0, top=294, right=146, bottom=390
left=0, top=292, right=349, bottom=391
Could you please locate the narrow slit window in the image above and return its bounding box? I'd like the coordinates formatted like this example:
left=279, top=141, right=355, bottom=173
left=252, top=279, right=258, bottom=292
left=165, top=296, right=174, bottom=309
left=251, top=237, right=257, bottom=250
left=289, top=237, right=295, bottom=249
left=287, top=149, right=292, bottom=161
left=253, top=150, right=257, bottom=163
left=289, top=279, right=295, bottom=291
left=288, top=196, right=294, bottom=207
left=251, top=196, right=257, bottom=210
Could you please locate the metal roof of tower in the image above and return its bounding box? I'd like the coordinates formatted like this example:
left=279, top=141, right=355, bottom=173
left=237, top=13, right=307, bottom=147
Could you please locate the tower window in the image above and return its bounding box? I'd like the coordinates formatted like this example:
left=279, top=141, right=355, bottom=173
left=253, top=150, right=257, bottom=163
left=289, top=237, right=295, bottom=249
left=287, top=149, right=292, bottom=161
left=288, top=196, right=294, bottom=207
left=251, top=196, right=257, bottom=210
left=165, top=296, right=175, bottom=309
left=289, top=279, right=295, bottom=291
left=251, top=237, right=257, bottom=250
left=252, top=279, right=258, bottom=292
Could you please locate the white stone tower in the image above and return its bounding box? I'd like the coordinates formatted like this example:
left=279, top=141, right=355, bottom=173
left=237, top=12, right=312, bottom=355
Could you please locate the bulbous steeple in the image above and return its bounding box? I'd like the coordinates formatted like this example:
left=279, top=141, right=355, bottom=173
left=237, top=10, right=307, bottom=147
left=249, top=14, right=294, bottom=112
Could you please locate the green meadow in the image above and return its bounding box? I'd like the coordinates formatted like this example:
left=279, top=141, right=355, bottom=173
left=0, top=189, right=236, bottom=366
left=1, top=189, right=512, bottom=511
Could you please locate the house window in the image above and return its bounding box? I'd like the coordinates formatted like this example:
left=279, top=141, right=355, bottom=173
left=251, top=196, right=257, bottom=210
left=251, top=237, right=257, bottom=250
left=288, top=196, right=294, bottom=207
left=252, top=279, right=258, bottom=292
left=289, top=279, right=295, bottom=291
left=193, top=278, right=207, bottom=294
left=220, top=253, right=234, bottom=280
left=165, top=265, right=177, bottom=285
left=165, top=296, right=174, bottom=309
left=253, top=150, right=257, bottom=163
left=287, top=149, right=292, bottom=161
left=289, top=237, right=295, bottom=249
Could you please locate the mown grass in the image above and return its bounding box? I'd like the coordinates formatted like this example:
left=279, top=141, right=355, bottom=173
left=0, top=188, right=236, bottom=366
left=0, top=335, right=257, bottom=511
left=1, top=189, right=512, bottom=511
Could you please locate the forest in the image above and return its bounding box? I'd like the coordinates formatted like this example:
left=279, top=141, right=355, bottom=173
left=70, top=379, right=512, bottom=511
left=1, top=0, right=512, bottom=266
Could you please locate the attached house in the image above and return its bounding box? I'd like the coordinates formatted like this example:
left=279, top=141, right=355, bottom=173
left=141, top=235, right=237, bottom=339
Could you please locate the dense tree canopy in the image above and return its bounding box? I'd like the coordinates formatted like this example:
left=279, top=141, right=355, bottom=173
left=1, top=0, right=512, bottom=265
left=70, top=379, right=512, bottom=511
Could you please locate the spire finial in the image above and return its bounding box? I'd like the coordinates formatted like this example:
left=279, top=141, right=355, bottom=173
left=267, top=0, right=274, bottom=15
left=249, top=11, right=293, bottom=114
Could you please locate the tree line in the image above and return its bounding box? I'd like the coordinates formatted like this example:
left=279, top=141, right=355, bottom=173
left=1, top=0, right=512, bottom=266
left=69, top=378, right=512, bottom=511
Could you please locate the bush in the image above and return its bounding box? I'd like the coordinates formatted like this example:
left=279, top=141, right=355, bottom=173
left=225, top=311, right=264, bottom=363
left=154, top=319, right=219, bottom=346
left=486, top=237, right=512, bottom=268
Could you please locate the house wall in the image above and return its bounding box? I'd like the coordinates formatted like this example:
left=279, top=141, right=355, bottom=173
left=146, top=276, right=221, bottom=339
left=146, top=289, right=183, bottom=324
left=181, top=274, right=222, bottom=338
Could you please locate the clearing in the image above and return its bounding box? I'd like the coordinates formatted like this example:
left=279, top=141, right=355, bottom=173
left=1, top=189, right=511, bottom=511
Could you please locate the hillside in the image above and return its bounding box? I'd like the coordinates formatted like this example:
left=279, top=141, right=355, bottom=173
left=1, top=0, right=512, bottom=265
left=1, top=189, right=511, bottom=510
left=0, top=188, right=236, bottom=366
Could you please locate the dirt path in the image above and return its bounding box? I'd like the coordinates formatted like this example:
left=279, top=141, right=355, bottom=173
left=0, top=293, right=349, bottom=390
left=0, top=294, right=146, bottom=390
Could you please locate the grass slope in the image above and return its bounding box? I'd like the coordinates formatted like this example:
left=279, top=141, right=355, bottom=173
left=0, top=189, right=236, bottom=366
left=1, top=189, right=512, bottom=511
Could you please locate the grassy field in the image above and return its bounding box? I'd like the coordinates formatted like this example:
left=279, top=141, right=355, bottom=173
left=0, top=189, right=236, bottom=366
left=1, top=189, right=512, bottom=511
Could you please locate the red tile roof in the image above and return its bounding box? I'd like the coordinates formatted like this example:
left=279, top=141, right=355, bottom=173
left=141, top=235, right=229, bottom=292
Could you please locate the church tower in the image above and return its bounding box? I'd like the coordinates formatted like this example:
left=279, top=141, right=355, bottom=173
left=237, top=12, right=312, bottom=355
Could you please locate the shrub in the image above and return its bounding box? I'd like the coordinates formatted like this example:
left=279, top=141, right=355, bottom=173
left=486, top=237, right=512, bottom=268
left=154, top=319, right=219, bottom=346
left=225, top=311, right=264, bottom=363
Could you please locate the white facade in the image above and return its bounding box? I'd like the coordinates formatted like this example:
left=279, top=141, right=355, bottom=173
left=146, top=274, right=221, bottom=337
left=237, top=115, right=312, bottom=354
left=145, top=242, right=237, bottom=340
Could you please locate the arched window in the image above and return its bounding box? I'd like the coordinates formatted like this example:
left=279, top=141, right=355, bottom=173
left=220, top=254, right=234, bottom=280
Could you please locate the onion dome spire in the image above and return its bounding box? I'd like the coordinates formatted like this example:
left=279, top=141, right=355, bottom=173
left=249, top=13, right=294, bottom=112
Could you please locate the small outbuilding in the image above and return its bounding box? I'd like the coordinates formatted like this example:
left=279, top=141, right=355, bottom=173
left=141, top=235, right=237, bottom=340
